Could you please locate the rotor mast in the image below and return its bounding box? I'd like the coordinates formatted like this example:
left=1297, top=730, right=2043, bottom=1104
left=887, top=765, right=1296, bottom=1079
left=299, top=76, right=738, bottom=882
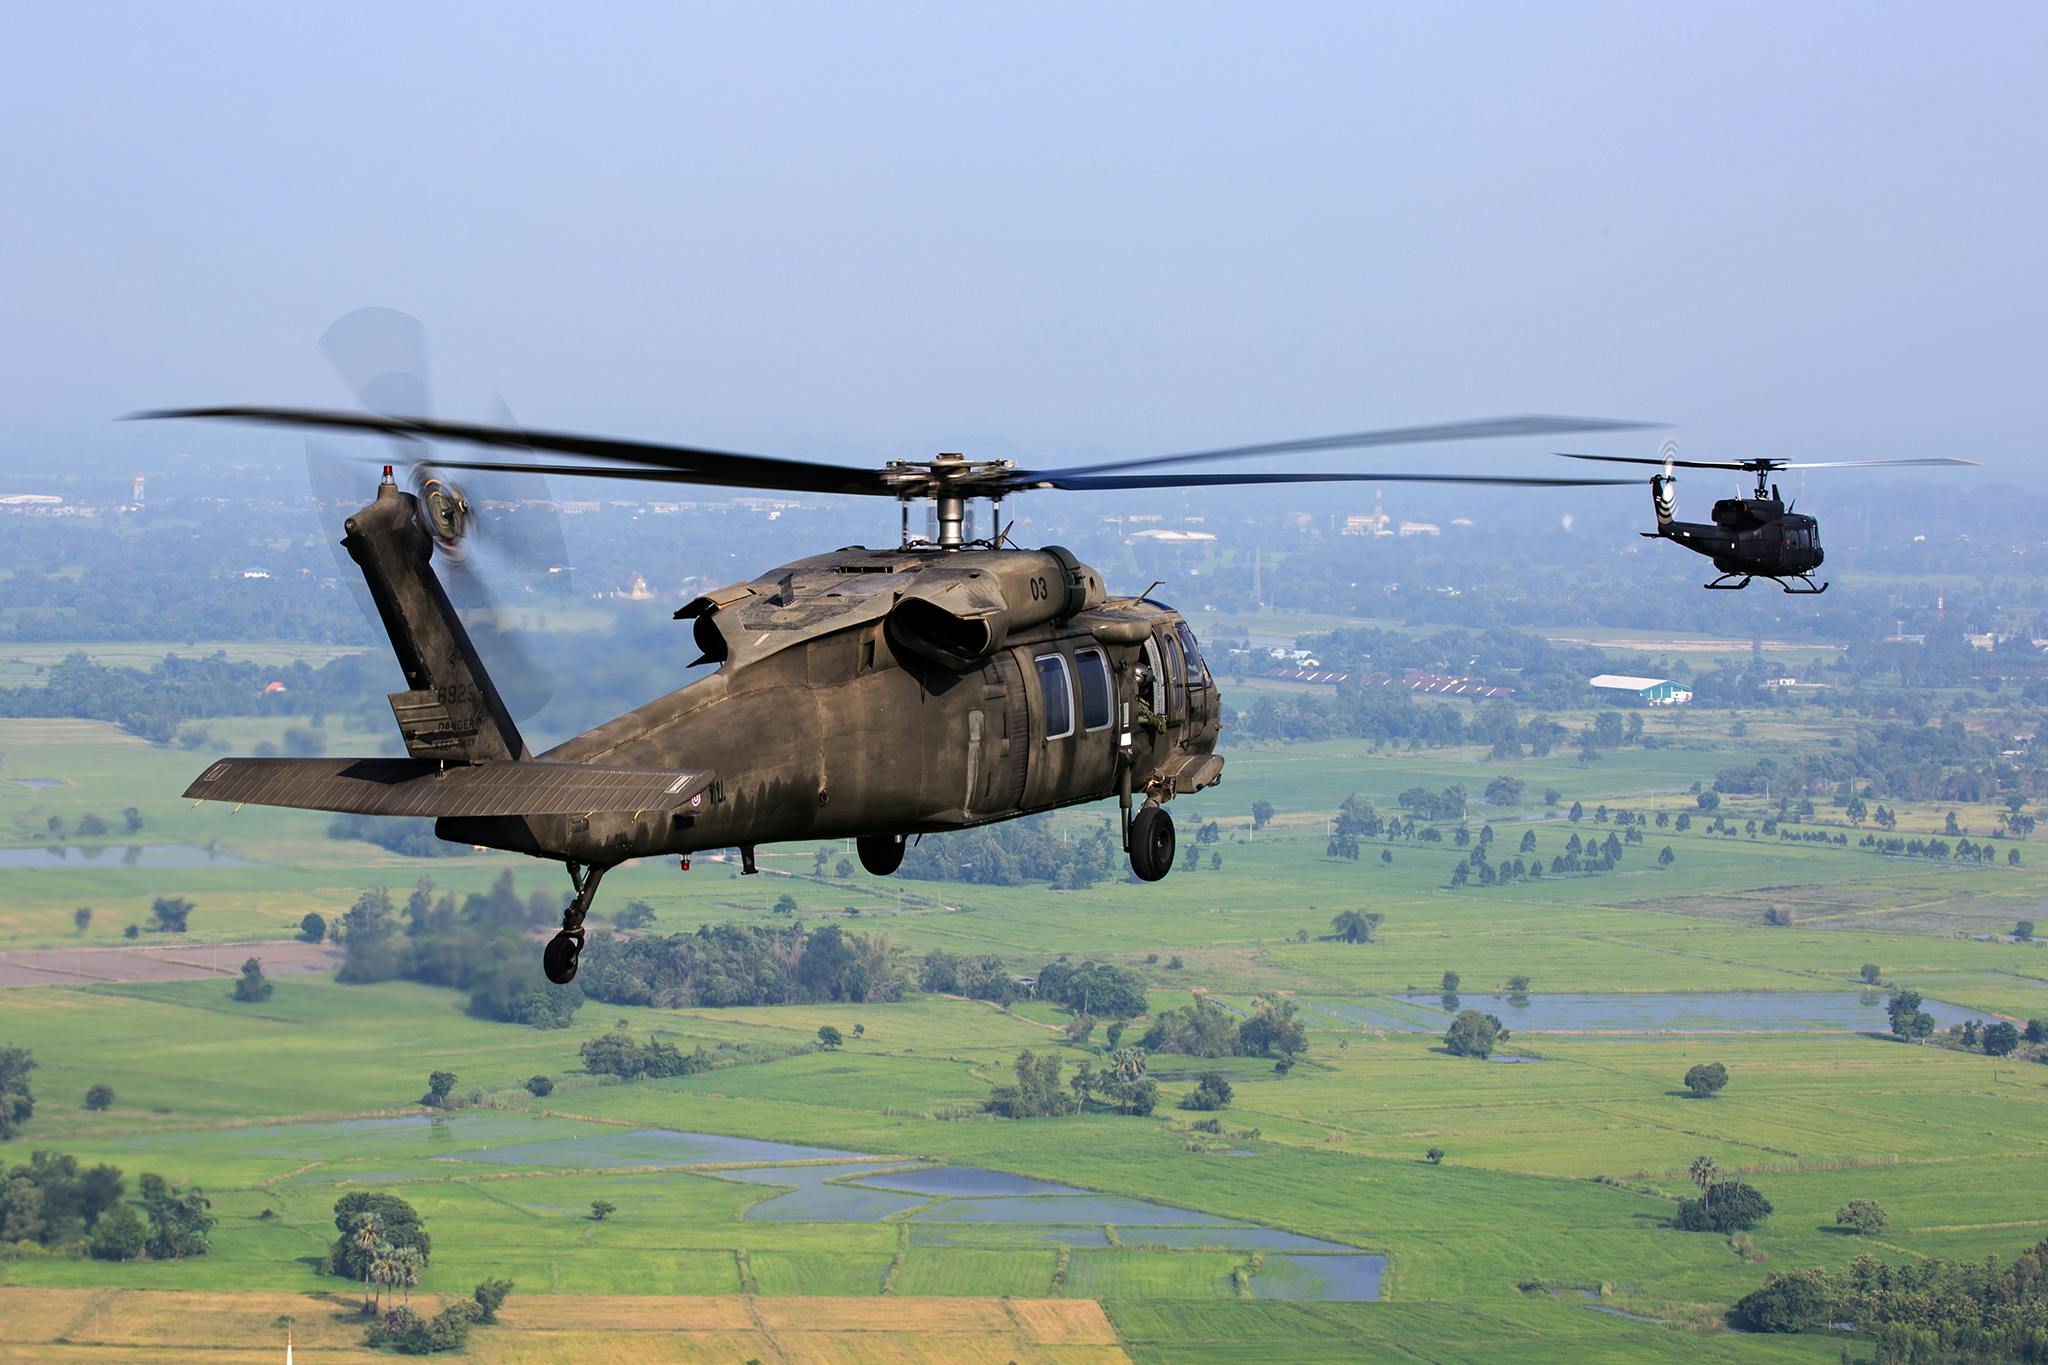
left=884, top=451, right=1016, bottom=550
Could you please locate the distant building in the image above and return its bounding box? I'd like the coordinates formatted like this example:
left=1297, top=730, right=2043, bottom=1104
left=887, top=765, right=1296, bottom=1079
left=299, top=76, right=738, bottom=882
left=0, top=493, right=62, bottom=508
left=240, top=566, right=272, bottom=579
left=1589, top=674, right=1692, bottom=706
left=1397, top=521, right=1440, bottom=537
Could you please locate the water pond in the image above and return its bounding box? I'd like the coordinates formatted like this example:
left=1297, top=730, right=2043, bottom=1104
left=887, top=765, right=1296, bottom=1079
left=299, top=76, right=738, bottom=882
left=176, top=1113, right=1379, bottom=1300
left=0, top=843, right=258, bottom=869
left=1310, top=991, right=1976, bottom=1033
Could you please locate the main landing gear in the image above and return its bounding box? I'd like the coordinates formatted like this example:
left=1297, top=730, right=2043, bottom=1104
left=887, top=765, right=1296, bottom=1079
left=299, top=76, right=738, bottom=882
left=1128, top=802, right=1175, bottom=881
left=543, top=861, right=611, bottom=985
left=1704, top=572, right=1828, bottom=594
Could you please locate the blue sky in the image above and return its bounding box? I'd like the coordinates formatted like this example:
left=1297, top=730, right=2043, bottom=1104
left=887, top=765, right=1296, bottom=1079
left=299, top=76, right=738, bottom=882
left=1, top=2, right=2042, bottom=480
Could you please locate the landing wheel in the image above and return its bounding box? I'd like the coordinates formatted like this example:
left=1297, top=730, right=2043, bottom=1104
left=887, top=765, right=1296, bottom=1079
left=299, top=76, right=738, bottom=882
left=857, top=834, right=906, bottom=876
left=543, top=930, right=583, bottom=985
left=1129, top=805, right=1175, bottom=882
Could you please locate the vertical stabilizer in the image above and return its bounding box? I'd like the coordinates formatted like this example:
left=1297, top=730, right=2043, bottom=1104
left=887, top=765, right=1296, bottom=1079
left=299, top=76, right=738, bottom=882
left=343, top=472, right=528, bottom=763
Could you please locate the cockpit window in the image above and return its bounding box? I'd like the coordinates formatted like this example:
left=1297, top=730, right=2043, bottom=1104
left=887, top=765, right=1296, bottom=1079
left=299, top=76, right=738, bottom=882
left=1174, top=623, right=1209, bottom=682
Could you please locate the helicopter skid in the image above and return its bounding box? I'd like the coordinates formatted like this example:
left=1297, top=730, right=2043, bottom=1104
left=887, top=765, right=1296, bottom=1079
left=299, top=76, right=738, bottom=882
left=1702, top=572, right=1827, bottom=594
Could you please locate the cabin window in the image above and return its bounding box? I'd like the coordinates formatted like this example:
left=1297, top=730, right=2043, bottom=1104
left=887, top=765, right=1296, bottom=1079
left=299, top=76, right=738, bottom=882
left=1173, top=622, right=1210, bottom=682
left=1034, top=652, right=1075, bottom=739
left=1075, top=648, right=1112, bottom=731
left=1139, top=635, right=1163, bottom=712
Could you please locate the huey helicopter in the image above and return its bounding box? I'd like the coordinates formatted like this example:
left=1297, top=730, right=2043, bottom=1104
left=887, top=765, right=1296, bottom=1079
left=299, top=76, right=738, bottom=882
left=142, top=327, right=1656, bottom=983
left=1559, top=442, right=1977, bottom=592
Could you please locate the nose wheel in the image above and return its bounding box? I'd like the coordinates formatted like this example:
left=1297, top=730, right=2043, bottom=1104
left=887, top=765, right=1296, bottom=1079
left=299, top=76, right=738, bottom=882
left=543, top=862, right=611, bottom=984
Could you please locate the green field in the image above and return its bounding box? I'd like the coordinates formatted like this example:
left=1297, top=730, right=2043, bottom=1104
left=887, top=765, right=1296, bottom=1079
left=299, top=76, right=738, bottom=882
left=3, top=697, right=2046, bottom=1361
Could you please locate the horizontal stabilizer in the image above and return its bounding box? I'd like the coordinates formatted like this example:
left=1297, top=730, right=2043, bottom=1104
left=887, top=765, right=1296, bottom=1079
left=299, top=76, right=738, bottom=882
left=185, top=757, right=713, bottom=818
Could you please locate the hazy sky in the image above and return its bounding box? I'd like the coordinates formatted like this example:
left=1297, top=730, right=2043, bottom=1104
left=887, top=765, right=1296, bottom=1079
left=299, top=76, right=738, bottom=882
left=2, top=2, right=2042, bottom=483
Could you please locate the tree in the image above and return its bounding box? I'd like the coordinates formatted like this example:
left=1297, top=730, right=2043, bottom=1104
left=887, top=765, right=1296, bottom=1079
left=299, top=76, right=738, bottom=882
left=1251, top=801, right=1275, bottom=831
left=984, top=1050, right=1073, bottom=1118
left=2026, top=1018, right=2046, bottom=1045
left=1180, top=1073, right=1233, bottom=1111
left=1483, top=775, right=1525, bottom=807
left=420, top=1072, right=457, bottom=1108
left=525, top=1075, right=553, bottom=1097
left=298, top=912, right=327, bottom=944
left=1683, top=1062, right=1728, bottom=1098
left=1696, top=791, right=1720, bottom=811
left=1732, top=1268, right=1833, bottom=1333
left=329, top=1193, right=429, bottom=1293
left=122, top=807, right=143, bottom=834
left=1676, top=1179, right=1771, bottom=1233
left=87, top=1203, right=146, bottom=1261
left=139, top=1173, right=214, bottom=1259
left=1567, top=800, right=1583, bottom=823
left=1887, top=990, right=1936, bottom=1040
left=84, top=1084, right=115, bottom=1111
left=816, top=1025, right=843, bottom=1049
left=1329, top=910, right=1382, bottom=944
left=73, top=907, right=91, bottom=933
left=1425, top=1146, right=1444, bottom=1165
left=590, top=1200, right=616, bottom=1221
left=1542, top=788, right=1561, bottom=807
left=1835, top=1199, right=1888, bottom=1234
left=1441, top=970, right=1460, bottom=993
left=232, top=958, right=273, bottom=1002
left=611, top=900, right=657, bottom=930
left=1860, top=963, right=1882, bottom=985
left=1982, top=1020, right=2020, bottom=1056
left=1443, top=1009, right=1507, bottom=1059
left=0, top=1046, right=34, bottom=1141
left=148, top=897, right=193, bottom=934
left=835, top=858, right=854, bottom=879
left=2018, top=919, right=2037, bottom=941
left=1658, top=845, right=1675, bottom=867
left=473, top=1278, right=514, bottom=1323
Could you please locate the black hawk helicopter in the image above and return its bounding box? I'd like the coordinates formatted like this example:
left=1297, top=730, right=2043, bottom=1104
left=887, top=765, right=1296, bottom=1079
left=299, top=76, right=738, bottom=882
left=143, top=340, right=1656, bottom=983
left=1559, top=443, right=1977, bottom=593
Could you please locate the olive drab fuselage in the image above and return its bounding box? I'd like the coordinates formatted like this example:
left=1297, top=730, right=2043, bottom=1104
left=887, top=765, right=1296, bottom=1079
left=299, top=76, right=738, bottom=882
left=438, top=543, right=1223, bottom=865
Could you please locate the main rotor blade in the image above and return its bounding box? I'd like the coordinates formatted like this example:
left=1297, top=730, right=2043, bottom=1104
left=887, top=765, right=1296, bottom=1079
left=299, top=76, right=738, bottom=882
left=1027, top=470, right=1639, bottom=491
left=1771, top=457, right=1981, bottom=470
left=1559, top=452, right=1981, bottom=471
left=1039, top=415, right=1666, bottom=480
left=132, top=406, right=897, bottom=497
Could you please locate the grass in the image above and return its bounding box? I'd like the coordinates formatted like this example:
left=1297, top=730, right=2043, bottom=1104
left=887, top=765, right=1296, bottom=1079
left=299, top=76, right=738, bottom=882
left=2, top=693, right=2046, bottom=1360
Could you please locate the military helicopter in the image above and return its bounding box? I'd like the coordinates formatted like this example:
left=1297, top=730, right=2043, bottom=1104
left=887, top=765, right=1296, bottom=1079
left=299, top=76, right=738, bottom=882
left=145, top=384, right=1654, bottom=983
left=1559, top=443, right=1978, bottom=592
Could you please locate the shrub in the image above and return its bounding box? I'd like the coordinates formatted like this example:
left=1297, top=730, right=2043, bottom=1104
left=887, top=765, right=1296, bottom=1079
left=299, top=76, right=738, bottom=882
left=298, top=912, right=327, bottom=944
left=524, top=1075, right=553, bottom=1097
left=84, top=1084, right=115, bottom=1111
left=1179, top=1073, right=1233, bottom=1111
left=86, top=1204, right=146, bottom=1261
left=1835, top=1199, right=1888, bottom=1234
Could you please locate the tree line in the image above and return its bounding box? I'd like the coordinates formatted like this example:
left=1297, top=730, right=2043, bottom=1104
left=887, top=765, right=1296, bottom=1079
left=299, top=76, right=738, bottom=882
left=0, top=1149, right=213, bottom=1262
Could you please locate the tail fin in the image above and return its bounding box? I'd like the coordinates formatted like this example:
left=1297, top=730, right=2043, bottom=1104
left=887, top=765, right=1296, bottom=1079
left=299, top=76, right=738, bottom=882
left=344, top=472, right=529, bottom=762
left=1651, top=471, right=1676, bottom=530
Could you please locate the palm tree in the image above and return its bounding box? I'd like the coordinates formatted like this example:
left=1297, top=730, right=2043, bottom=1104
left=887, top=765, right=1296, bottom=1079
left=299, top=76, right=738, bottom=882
left=1688, top=1156, right=1719, bottom=1211
left=394, top=1246, right=424, bottom=1306
left=369, top=1241, right=402, bottom=1313
left=350, top=1212, right=383, bottom=1311
left=1110, top=1046, right=1147, bottom=1082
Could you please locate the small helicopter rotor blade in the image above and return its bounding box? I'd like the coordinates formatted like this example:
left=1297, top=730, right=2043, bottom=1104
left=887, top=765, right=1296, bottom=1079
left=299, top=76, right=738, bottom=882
left=131, top=406, right=899, bottom=497
left=1027, top=470, right=1639, bottom=491
left=318, top=307, right=432, bottom=418
left=1039, top=415, right=1667, bottom=480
